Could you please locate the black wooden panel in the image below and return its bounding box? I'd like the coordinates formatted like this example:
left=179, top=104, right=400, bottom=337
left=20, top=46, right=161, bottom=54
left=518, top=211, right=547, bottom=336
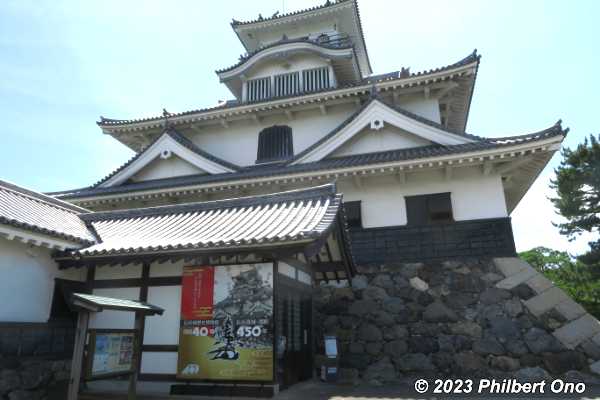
left=349, top=217, right=517, bottom=265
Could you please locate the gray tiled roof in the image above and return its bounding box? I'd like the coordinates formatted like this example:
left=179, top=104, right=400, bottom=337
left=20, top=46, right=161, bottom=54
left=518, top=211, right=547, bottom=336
left=97, top=51, right=479, bottom=128
left=53, top=119, right=566, bottom=201
left=69, top=184, right=342, bottom=257
left=0, top=180, right=94, bottom=244
left=231, top=0, right=348, bottom=27
left=289, top=97, right=484, bottom=163
left=71, top=293, right=164, bottom=315
left=230, top=0, right=372, bottom=74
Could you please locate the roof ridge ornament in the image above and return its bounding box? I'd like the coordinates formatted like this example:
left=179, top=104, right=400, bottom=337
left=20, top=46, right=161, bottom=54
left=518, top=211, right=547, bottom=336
left=162, top=108, right=172, bottom=130
left=369, top=84, right=378, bottom=99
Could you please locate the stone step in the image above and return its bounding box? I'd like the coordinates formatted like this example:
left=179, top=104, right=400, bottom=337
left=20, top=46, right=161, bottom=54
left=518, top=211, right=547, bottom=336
left=553, top=314, right=600, bottom=349
left=493, top=257, right=532, bottom=278
left=555, top=299, right=587, bottom=322
left=524, top=273, right=553, bottom=294
left=495, top=265, right=538, bottom=290
left=523, top=286, right=571, bottom=317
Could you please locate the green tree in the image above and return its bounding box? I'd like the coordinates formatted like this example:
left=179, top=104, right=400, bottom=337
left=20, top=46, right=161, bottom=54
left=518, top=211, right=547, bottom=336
left=550, top=134, right=600, bottom=267
left=520, top=246, right=600, bottom=319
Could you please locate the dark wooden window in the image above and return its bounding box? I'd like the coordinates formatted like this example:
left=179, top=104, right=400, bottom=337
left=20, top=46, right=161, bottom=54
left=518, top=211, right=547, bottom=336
left=405, top=193, right=453, bottom=225
left=256, top=125, right=294, bottom=163
left=343, top=201, right=362, bottom=228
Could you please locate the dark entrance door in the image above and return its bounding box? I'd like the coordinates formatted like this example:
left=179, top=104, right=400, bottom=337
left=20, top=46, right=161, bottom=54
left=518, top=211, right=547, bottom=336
left=276, top=275, right=312, bottom=389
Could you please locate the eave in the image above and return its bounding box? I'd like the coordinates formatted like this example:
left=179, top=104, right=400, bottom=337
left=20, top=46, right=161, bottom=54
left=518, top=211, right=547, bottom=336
left=56, top=127, right=565, bottom=211
left=216, top=40, right=356, bottom=78
left=0, top=223, right=85, bottom=251
left=97, top=53, right=479, bottom=143
left=216, top=40, right=361, bottom=99
left=231, top=0, right=372, bottom=76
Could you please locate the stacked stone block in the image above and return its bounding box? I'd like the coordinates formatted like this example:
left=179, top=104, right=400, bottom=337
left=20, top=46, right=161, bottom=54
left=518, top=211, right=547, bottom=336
left=314, top=257, right=600, bottom=384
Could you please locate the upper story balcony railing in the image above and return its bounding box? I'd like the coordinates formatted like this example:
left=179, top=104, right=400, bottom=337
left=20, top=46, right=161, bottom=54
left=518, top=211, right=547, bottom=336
left=245, top=66, right=335, bottom=102
left=241, top=33, right=353, bottom=102
left=237, top=32, right=353, bottom=63
left=312, top=32, right=353, bottom=48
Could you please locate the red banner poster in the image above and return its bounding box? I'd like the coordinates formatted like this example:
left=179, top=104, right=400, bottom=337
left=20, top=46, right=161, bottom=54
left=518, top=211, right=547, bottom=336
left=181, top=266, right=214, bottom=321
left=177, top=264, right=274, bottom=381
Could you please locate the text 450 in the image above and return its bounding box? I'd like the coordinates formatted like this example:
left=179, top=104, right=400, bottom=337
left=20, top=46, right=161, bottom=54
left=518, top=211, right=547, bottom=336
left=236, top=326, right=263, bottom=337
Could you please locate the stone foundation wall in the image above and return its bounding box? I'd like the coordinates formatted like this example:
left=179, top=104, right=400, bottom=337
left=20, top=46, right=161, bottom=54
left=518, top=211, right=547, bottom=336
left=314, top=257, right=600, bottom=384
left=0, top=357, right=70, bottom=400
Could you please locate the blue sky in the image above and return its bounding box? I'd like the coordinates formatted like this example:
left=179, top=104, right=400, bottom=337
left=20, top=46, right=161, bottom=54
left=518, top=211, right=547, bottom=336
left=1, top=0, right=598, bottom=254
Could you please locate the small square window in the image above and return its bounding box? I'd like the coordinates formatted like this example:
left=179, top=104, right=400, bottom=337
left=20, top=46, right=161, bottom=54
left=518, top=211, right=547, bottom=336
left=405, top=193, right=453, bottom=225
left=343, top=201, right=362, bottom=228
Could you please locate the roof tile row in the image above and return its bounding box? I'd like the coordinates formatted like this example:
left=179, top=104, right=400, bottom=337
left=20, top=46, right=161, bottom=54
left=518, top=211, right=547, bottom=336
left=0, top=180, right=94, bottom=244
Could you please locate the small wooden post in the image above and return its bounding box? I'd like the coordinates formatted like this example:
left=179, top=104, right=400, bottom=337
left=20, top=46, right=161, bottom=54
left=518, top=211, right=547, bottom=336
left=67, top=311, right=89, bottom=400
left=128, top=312, right=144, bottom=400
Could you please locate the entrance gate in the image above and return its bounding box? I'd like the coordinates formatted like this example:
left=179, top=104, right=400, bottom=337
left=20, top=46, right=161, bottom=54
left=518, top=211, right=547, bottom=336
left=276, top=273, right=313, bottom=388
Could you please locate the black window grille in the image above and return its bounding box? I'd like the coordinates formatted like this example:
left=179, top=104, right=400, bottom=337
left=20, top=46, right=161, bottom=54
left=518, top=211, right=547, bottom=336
left=256, top=125, right=294, bottom=163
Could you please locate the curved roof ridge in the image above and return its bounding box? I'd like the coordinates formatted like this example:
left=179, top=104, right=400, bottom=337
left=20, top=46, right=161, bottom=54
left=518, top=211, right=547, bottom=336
left=488, top=120, right=569, bottom=143
left=231, top=0, right=350, bottom=27
left=98, top=51, right=479, bottom=128
left=53, top=123, right=565, bottom=202
left=216, top=37, right=355, bottom=74
left=90, top=127, right=240, bottom=188
left=288, top=96, right=485, bottom=164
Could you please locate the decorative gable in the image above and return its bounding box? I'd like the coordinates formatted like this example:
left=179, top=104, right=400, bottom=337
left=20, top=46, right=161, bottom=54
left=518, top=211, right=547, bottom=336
left=98, top=129, right=238, bottom=188
left=329, top=124, right=432, bottom=158
left=130, top=154, right=208, bottom=182
left=291, top=98, right=477, bottom=164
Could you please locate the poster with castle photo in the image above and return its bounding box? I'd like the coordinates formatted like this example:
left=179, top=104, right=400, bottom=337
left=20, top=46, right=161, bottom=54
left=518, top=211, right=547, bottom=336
left=177, top=263, right=274, bottom=381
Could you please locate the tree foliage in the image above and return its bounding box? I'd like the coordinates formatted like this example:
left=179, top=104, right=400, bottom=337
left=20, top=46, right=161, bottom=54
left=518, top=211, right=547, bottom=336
left=550, top=134, right=600, bottom=266
left=520, top=246, right=600, bottom=319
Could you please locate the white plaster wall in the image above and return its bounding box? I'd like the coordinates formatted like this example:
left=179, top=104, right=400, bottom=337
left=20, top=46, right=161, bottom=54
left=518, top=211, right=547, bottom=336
left=190, top=103, right=356, bottom=166
left=95, top=264, right=142, bottom=280
left=338, top=167, right=508, bottom=228
left=131, top=156, right=204, bottom=182
left=331, top=125, right=432, bottom=157
left=89, top=287, right=140, bottom=329
left=144, top=286, right=181, bottom=345
left=0, top=238, right=84, bottom=322
left=141, top=352, right=178, bottom=374
left=186, top=96, right=442, bottom=167
left=245, top=53, right=330, bottom=81
left=150, top=260, right=184, bottom=277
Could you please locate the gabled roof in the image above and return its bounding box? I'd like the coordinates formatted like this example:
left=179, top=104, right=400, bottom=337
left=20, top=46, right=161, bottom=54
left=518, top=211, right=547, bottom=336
left=95, top=127, right=239, bottom=188
left=231, top=0, right=347, bottom=27
left=63, top=184, right=345, bottom=258
left=96, top=51, right=480, bottom=133
left=231, top=0, right=372, bottom=76
left=216, top=37, right=355, bottom=75
left=290, top=96, right=481, bottom=164
left=52, top=121, right=567, bottom=202
left=0, top=179, right=94, bottom=245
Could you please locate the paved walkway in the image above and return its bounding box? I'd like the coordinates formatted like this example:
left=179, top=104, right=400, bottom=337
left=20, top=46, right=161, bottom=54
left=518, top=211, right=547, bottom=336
left=79, top=379, right=600, bottom=400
